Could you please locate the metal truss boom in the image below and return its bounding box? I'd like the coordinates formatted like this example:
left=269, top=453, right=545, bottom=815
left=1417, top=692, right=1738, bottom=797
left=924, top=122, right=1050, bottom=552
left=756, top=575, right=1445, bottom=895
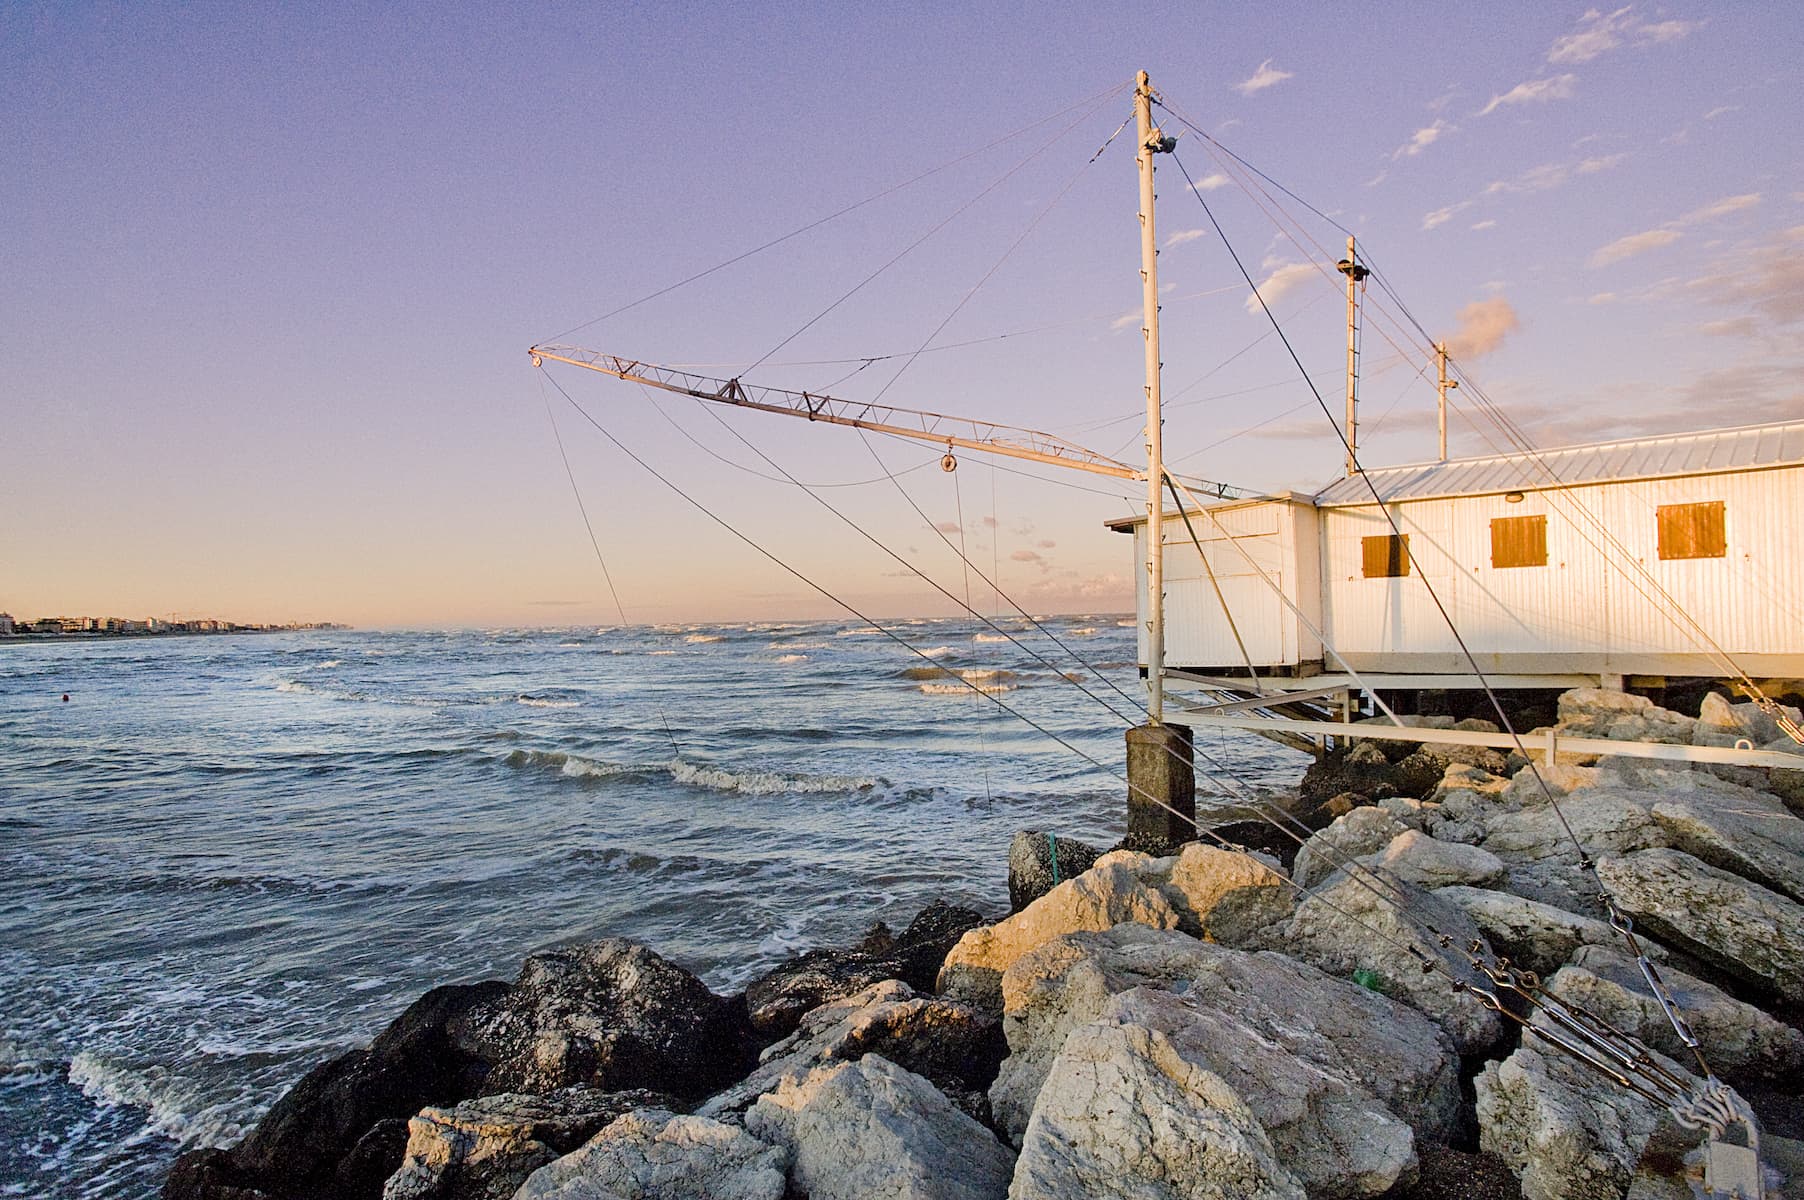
left=528, top=344, right=1252, bottom=500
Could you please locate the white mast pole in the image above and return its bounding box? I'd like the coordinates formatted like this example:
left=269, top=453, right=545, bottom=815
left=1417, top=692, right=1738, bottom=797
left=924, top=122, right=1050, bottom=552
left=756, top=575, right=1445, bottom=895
left=1135, top=70, right=1166, bottom=723
left=1337, top=236, right=1367, bottom=478
left=1436, top=340, right=1457, bottom=462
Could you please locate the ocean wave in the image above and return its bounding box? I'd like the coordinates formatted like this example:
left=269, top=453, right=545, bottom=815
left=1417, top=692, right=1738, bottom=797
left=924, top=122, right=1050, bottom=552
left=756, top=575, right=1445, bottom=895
left=1067, top=627, right=1098, bottom=636
left=68, top=1050, right=248, bottom=1149
left=918, top=681, right=1018, bottom=696
left=517, top=694, right=581, bottom=708
left=669, top=759, right=876, bottom=796
left=773, top=654, right=808, bottom=664
left=684, top=634, right=725, bottom=644
left=900, top=666, right=956, bottom=681
left=649, top=650, right=676, bottom=656
left=504, top=749, right=652, bottom=781
left=1116, top=619, right=1137, bottom=627
left=972, top=633, right=1010, bottom=643
left=835, top=627, right=883, bottom=637
left=768, top=640, right=827, bottom=650
left=919, top=646, right=955, bottom=658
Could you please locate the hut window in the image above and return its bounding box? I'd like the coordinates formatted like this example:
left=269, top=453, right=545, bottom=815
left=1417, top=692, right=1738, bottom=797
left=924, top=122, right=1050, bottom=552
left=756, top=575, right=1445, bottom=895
left=1657, top=501, right=1726, bottom=560
left=1362, top=533, right=1411, bottom=578
left=1490, top=514, right=1547, bottom=569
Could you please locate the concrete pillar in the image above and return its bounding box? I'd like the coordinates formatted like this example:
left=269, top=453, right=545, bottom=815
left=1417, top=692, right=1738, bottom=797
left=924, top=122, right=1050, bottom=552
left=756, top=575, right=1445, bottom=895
left=1125, top=722, right=1195, bottom=854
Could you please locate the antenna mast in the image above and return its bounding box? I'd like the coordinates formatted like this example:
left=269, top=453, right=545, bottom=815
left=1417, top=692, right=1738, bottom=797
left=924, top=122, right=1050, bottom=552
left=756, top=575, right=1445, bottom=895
left=1436, top=341, right=1458, bottom=462
left=1135, top=69, right=1173, bottom=722
left=1337, top=237, right=1370, bottom=477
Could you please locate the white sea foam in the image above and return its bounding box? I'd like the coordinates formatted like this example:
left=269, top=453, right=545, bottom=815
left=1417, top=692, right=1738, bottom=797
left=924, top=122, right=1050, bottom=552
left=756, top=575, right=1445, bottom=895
left=649, top=650, right=677, bottom=656
left=919, top=681, right=1017, bottom=696
left=684, top=633, right=725, bottom=644
left=774, top=654, right=808, bottom=664
left=769, top=640, right=827, bottom=650
left=69, top=1050, right=248, bottom=1148
left=275, top=680, right=313, bottom=694
left=836, top=627, right=883, bottom=637
left=973, top=633, right=1009, bottom=643
left=1116, top=619, right=1137, bottom=627
left=669, top=759, right=875, bottom=796
left=517, top=697, right=579, bottom=708
left=1067, top=627, right=1098, bottom=636
left=919, top=646, right=955, bottom=658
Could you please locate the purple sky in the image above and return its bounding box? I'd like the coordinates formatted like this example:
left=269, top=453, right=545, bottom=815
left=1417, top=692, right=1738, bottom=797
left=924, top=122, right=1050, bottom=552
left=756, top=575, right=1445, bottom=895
left=4, top=3, right=1799, bottom=626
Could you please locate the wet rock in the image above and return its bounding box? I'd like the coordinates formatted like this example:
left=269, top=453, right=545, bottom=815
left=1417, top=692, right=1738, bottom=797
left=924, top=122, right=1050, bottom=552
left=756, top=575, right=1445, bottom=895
left=1546, top=945, right=1804, bottom=1087
left=165, top=980, right=511, bottom=1200
left=1596, top=848, right=1804, bottom=997
left=513, top=1108, right=786, bottom=1200
left=699, top=980, right=1003, bottom=1122
left=381, top=1087, right=672, bottom=1200
left=470, top=939, right=750, bottom=1100
left=1009, top=1008, right=1305, bottom=1200
left=745, top=1056, right=1013, bottom=1200
left=1299, top=741, right=1400, bottom=816
left=1292, top=806, right=1409, bottom=889
left=990, top=925, right=1459, bottom=1195
left=936, top=860, right=1178, bottom=1009
left=742, top=900, right=984, bottom=1038
left=1368, top=829, right=1508, bottom=889
left=1434, top=886, right=1655, bottom=977
left=1283, top=867, right=1506, bottom=1054
left=1555, top=688, right=1697, bottom=745
left=1006, top=830, right=1102, bottom=912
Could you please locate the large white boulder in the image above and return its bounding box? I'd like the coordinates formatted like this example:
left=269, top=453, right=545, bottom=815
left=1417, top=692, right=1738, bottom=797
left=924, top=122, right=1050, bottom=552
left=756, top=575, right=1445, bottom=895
left=512, top=1108, right=786, bottom=1200
left=1480, top=791, right=1668, bottom=865
left=1156, top=842, right=1296, bottom=944
left=1367, top=829, right=1508, bottom=889
left=1555, top=688, right=1697, bottom=745
left=745, top=1056, right=1014, bottom=1200
left=1433, top=886, right=1656, bottom=977
left=990, top=925, right=1459, bottom=1197
left=1008, top=1009, right=1305, bottom=1200
left=1596, top=848, right=1804, bottom=996
left=937, top=861, right=1177, bottom=1008
left=1292, top=807, right=1409, bottom=889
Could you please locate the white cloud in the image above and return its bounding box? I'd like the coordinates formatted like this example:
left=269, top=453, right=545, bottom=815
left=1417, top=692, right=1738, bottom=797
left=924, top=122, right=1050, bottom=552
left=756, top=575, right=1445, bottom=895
left=1704, top=105, right=1740, bottom=121
left=1392, top=120, right=1450, bottom=160
left=1588, top=292, right=1618, bottom=305
left=1688, top=225, right=1804, bottom=328
left=1589, top=228, right=1682, bottom=267
left=1679, top=193, right=1761, bottom=224
left=1422, top=201, right=1473, bottom=230
left=1470, top=219, right=1498, bottom=231
left=1442, top=297, right=1521, bottom=359
left=1190, top=173, right=1230, bottom=192
left=1244, top=262, right=1317, bottom=314
left=1547, top=7, right=1700, bottom=63
left=1165, top=228, right=1209, bottom=249
left=1576, top=153, right=1628, bottom=174
left=1234, top=58, right=1293, bottom=95
left=1477, top=74, right=1578, bottom=117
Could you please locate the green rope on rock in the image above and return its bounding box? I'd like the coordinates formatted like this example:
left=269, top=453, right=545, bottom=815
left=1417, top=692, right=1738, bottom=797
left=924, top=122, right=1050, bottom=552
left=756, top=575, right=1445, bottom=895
left=1048, top=832, right=1061, bottom=885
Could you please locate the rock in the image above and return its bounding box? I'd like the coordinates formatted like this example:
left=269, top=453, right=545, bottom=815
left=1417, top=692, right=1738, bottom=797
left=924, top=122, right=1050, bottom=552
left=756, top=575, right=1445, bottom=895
left=1555, top=688, right=1697, bottom=745
left=1299, top=740, right=1402, bottom=816
left=990, top=926, right=1459, bottom=1195
left=1646, top=776, right=1804, bottom=903
left=1596, top=848, right=1804, bottom=997
left=1292, top=806, right=1410, bottom=889
left=1546, top=945, right=1804, bottom=1087
left=1007, top=831, right=1102, bottom=912
left=936, top=860, right=1178, bottom=1009
left=1157, top=842, right=1296, bottom=945
left=1480, top=791, right=1668, bottom=865
left=1282, top=867, right=1506, bottom=1053
left=1694, top=691, right=1802, bottom=748
left=742, top=900, right=985, bottom=1038
left=382, top=1088, right=672, bottom=1200
left=1430, top=763, right=1511, bottom=817
left=165, top=980, right=511, bottom=1200
left=1476, top=1024, right=1702, bottom=1200
left=1377, top=795, right=1437, bottom=830
left=513, top=1108, right=787, bottom=1200
left=699, top=980, right=1003, bottom=1122
left=469, top=940, right=749, bottom=1100
left=745, top=1056, right=1013, bottom=1200
left=1008, top=1010, right=1306, bottom=1200
left=1502, top=863, right=1609, bottom=921
left=1434, top=886, right=1655, bottom=977
left=1504, top=763, right=1601, bottom=807
left=1368, top=830, right=1508, bottom=889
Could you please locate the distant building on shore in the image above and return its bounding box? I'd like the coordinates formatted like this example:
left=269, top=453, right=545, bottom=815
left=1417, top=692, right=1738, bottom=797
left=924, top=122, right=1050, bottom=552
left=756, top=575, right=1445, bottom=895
left=0, top=613, right=12, bottom=635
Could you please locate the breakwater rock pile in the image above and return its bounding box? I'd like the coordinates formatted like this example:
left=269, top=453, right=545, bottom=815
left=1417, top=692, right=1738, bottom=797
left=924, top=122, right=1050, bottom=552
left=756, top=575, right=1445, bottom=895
left=166, top=688, right=1804, bottom=1200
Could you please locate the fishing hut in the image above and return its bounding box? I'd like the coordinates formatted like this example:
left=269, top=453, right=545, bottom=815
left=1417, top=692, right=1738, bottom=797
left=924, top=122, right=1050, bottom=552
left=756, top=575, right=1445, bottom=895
left=1110, top=418, right=1804, bottom=770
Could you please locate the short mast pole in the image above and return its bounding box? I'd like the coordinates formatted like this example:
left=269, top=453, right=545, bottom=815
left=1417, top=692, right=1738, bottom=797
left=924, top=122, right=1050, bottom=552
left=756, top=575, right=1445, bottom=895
left=1435, top=341, right=1457, bottom=462
left=1135, top=69, right=1166, bottom=722
left=1337, top=237, right=1370, bottom=477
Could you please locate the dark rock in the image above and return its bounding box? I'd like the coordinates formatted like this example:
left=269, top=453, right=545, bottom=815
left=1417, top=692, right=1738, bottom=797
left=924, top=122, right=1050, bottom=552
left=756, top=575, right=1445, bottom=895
left=164, top=980, right=510, bottom=1200
left=470, top=939, right=752, bottom=1099
left=1298, top=743, right=1400, bottom=819
left=1007, top=830, right=1103, bottom=911
left=1198, top=818, right=1303, bottom=871
left=741, top=900, right=984, bottom=1039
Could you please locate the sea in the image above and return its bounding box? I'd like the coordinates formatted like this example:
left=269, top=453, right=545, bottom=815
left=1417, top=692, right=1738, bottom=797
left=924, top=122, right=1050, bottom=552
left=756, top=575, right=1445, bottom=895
left=0, top=619, right=1303, bottom=1198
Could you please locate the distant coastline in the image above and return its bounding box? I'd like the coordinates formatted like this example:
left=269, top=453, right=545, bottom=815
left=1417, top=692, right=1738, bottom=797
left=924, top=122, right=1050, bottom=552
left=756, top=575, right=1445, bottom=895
left=0, top=621, right=347, bottom=645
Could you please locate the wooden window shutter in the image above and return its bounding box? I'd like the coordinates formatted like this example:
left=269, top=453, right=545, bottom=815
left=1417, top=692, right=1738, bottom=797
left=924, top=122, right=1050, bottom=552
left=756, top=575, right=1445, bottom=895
left=1362, top=533, right=1410, bottom=578
left=1656, top=501, right=1726, bottom=560
left=1490, top=514, right=1547, bottom=568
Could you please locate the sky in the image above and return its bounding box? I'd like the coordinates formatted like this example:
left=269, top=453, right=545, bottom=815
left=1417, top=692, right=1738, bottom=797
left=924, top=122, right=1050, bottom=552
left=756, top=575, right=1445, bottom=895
left=3, top=2, right=1800, bottom=627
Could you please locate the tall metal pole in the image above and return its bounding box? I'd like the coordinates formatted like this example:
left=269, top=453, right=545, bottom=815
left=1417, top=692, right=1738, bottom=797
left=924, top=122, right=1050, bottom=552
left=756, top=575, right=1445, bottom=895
left=1135, top=70, right=1165, bottom=723
left=1337, top=237, right=1368, bottom=478
left=1435, top=341, right=1457, bottom=462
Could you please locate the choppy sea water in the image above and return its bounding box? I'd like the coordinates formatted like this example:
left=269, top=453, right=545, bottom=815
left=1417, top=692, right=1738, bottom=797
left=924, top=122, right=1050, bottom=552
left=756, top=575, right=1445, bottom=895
left=0, top=620, right=1304, bottom=1197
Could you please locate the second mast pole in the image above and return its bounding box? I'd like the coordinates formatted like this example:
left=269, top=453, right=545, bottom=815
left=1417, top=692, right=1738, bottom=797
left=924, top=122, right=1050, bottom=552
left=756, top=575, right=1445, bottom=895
left=1135, top=70, right=1166, bottom=723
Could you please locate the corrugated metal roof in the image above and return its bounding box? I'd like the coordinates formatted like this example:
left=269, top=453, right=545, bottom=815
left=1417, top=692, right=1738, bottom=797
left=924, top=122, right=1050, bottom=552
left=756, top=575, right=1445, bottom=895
left=1313, top=419, right=1804, bottom=507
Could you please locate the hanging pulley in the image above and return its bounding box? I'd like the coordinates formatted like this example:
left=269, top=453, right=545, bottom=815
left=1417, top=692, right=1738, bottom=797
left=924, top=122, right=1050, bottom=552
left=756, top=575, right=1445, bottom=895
left=941, top=449, right=958, bottom=473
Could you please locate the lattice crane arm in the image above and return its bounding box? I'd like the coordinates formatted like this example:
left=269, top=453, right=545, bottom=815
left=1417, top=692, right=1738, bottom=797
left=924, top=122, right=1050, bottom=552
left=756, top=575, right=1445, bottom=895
left=529, top=344, right=1252, bottom=500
